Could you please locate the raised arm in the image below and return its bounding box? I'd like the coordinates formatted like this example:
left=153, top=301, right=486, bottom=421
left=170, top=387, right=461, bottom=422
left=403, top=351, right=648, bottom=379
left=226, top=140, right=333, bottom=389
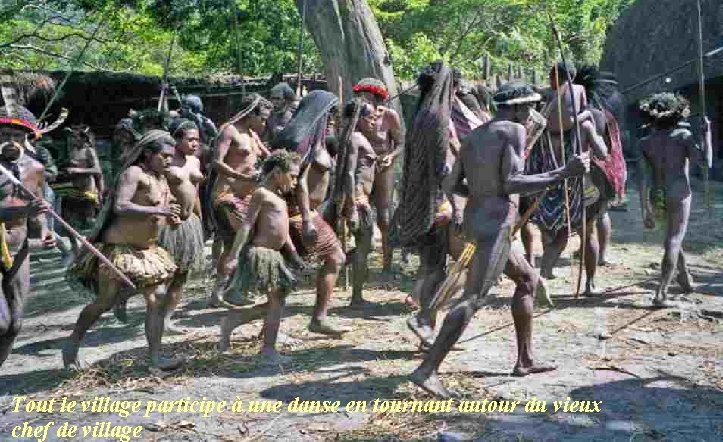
left=502, top=124, right=586, bottom=196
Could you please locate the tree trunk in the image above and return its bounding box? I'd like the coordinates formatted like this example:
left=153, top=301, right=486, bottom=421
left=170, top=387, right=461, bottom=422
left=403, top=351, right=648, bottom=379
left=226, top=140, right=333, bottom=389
left=295, top=0, right=403, bottom=119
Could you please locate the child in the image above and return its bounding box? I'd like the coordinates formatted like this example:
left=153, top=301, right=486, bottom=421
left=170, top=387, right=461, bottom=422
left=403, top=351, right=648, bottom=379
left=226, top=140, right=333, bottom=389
left=219, top=150, right=305, bottom=363
left=637, top=93, right=712, bottom=307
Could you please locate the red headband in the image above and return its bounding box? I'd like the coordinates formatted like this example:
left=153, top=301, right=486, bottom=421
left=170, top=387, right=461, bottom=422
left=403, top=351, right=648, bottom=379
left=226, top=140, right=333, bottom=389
left=353, top=83, right=389, bottom=100
left=0, top=117, right=41, bottom=139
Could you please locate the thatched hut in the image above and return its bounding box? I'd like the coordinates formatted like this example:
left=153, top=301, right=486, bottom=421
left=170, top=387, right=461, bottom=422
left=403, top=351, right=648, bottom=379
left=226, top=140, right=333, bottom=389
left=601, top=0, right=723, bottom=161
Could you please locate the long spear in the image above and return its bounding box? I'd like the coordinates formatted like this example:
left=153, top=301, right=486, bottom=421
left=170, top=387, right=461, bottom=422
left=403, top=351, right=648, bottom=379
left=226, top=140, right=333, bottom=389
left=547, top=12, right=586, bottom=297
left=695, top=0, right=712, bottom=217
left=0, top=163, right=136, bottom=289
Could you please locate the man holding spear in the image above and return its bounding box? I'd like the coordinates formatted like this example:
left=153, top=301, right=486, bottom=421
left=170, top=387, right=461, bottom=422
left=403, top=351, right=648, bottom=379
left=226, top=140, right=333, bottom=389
left=0, top=103, right=56, bottom=367
left=410, top=82, right=588, bottom=398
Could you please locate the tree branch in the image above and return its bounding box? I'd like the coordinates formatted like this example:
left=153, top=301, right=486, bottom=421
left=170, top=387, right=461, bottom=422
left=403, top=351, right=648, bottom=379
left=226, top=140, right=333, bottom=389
left=3, top=44, right=102, bottom=70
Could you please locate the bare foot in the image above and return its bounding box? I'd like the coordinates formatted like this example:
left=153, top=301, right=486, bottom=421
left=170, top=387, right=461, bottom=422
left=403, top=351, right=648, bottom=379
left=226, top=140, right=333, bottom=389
left=350, top=298, right=376, bottom=308
left=512, top=363, right=557, bottom=377
left=403, top=295, right=420, bottom=310
left=62, top=341, right=82, bottom=371
left=677, top=272, right=694, bottom=293
left=259, top=348, right=292, bottom=365
left=534, top=278, right=553, bottom=308
left=407, top=316, right=434, bottom=346
left=652, top=297, right=673, bottom=309
left=308, top=319, right=350, bottom=338
left=584, top=282, right=602, bottom=298
left=409, top=368, right=459, bottom=399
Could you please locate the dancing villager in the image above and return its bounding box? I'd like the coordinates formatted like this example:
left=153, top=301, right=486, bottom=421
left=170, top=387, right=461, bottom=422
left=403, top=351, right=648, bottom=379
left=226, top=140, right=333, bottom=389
left=403, top=68, right=483, bottom=312
left=209, top=94, right=272, bottom=307
left=0, top=99, right=55, bottom=367
left=54, top=125, right=104, bottom=259
left=637, top=93, right=711, bottom=307
left=220, top=150, right=303, bottom=363
left=64, top=130, right=182, bottom=370
left=265, top=82, right=299, bottom=143
left=529, top=62, right=608, bottom=295
left=574, top=67, right=628, bottom=266
left=397, top=62, right=464, bottom=347
left=179, top=95, right=218, bottom=240
left=334, top=100, right=379, bottom=307
left=159, top=119, right=206, bottom=332
left=276, top=90, right=348, bottom=334
left=409, top=82, right=589, bottom=398
left=352, top=78, right=403, bottom=272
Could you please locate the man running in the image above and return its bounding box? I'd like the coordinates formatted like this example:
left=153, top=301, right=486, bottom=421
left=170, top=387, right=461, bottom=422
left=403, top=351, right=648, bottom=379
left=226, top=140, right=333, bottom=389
left=410, top=82, right=588, bottom=398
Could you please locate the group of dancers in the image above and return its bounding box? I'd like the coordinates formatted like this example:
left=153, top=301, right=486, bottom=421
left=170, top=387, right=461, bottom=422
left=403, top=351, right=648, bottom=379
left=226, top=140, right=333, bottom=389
left=0, top=61, right=711, bottom=398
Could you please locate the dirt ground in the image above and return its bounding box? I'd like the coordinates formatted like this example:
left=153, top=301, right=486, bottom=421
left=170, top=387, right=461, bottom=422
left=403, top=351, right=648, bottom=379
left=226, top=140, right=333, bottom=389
left=1, top=179, right=722, bottom=441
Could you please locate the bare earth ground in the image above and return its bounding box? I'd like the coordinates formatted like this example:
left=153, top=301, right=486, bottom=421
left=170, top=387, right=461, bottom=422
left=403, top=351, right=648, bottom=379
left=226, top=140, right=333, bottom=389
left=1, top=179, right=722, bottom=441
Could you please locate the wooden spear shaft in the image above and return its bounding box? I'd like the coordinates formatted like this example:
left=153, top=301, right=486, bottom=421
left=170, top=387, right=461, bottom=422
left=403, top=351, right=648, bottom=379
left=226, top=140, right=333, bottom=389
left=696, top=0, right=712, bottom=217
left=0, top=163, right=136, bottom=290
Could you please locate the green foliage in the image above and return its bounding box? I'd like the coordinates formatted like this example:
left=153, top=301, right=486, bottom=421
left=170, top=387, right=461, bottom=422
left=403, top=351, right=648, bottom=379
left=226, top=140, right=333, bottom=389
left=1, top=0, right=633, bottom=82
left=0, top=0, right=320, bottom=77
left=370, top=0, right=635, bottom=80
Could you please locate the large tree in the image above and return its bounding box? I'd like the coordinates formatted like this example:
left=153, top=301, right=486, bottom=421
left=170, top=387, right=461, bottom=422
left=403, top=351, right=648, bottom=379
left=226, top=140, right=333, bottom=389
left=296, top=0, right=401, bottom=115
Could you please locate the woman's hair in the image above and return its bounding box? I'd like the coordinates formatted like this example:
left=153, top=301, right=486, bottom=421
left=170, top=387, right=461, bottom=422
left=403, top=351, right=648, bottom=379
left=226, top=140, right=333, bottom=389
left=240, top=93, right=273, bottom=116
left=639, top=92, right=690, bottom=128
left=170, top=118, right=199, bottom=140
left=261, top=150, right=300, bottom=176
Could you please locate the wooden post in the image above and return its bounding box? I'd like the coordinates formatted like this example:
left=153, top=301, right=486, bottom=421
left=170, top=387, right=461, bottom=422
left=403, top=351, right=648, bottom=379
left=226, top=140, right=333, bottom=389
left=517, top=64, right=523, bottom=80
left=532, top=68, right=538, bottom=85
left=507, top=63, right=513, bottom=81
left=483, top=55, right=490, bottom=81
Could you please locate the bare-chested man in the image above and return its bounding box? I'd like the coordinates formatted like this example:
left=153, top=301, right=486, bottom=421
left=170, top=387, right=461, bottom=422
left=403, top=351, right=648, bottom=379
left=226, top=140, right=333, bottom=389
left=220, top=151, right=302, bottom=363
left=159, top=120, right=205, bottom=332
left=0, top=105, right=55, bottom=367
left=265, top=82, right=298, bottom=143
left=338, top=101, right=379, bottom=305
left=54, top=125, right=104, bottom=261
left=637, top=93, right=711, bottom=307
left=353, top=78, right=403, bottom=272
left=276, top=90, right=348, bottom=334
left=209, top=94, right=272, bottom=306
left=530, top=63, right=609, bottom=295
left=410, top=82, right=589, bottom=398
left=64, top=130, right=181, bottom=370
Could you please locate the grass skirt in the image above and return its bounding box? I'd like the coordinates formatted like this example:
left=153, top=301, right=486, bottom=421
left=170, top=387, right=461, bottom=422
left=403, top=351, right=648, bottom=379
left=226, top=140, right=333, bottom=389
left=225, top=246, right=296, bottom=305
left=67, top=243, right=176, bottom=299
left=289, top=211, right=341, bottom=262
left=158, top=213, right=205, bottom=273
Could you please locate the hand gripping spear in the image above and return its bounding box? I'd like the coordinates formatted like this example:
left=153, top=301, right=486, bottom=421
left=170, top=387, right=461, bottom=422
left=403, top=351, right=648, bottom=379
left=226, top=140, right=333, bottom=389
left=0, top=163, right=136, bottom=289
left=547, top=12, right=586, bottom=298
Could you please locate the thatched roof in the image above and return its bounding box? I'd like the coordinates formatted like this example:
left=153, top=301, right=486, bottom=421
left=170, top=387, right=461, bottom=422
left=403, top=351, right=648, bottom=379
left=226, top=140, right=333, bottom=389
left=601, top=0, right=723, bottom=104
